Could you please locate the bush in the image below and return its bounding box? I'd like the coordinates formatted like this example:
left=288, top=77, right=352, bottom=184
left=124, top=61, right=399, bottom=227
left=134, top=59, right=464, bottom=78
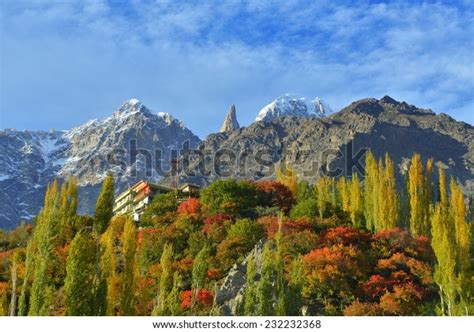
left=200, top=179, right=257, bottom=217
left=290, top=199, right=318, bottom=219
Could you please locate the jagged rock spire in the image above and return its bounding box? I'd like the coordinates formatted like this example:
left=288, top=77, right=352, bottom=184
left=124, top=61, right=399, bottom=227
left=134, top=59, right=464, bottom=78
left=220, top=104, right=240, bottom=132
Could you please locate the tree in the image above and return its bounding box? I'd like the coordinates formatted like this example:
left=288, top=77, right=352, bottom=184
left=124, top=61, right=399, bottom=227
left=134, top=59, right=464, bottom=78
left=348, top=174, right=363, bottom=228
left=28, top=180, right=62, bottom=315
left=315, top=177, right=335, bottom=218
left=364, top=151, right=378, bottom=231
left=244, top=257, right=257, bottom=315
left=337, top=177, right=350, bottom=214
left=94, top=172, right=115, bottom=235
left=257, top=243, right=275, bottom=315
left=255, top=180, right=295, bottom=212
left=286, top=256, right=304, bottom=315
left=377, top=154, right=398, bottom=231
left=192, top=246, right=209, bottom=291
left=154, top=243, right=174, bottom=315
left=120, top=218, right=137, bottom=315
left=408, top=154, right=432, bottom=237
left=141, top=192, right=178, bottom=228
left=64, top=230, right=96, bottom=315
left=276, top=165, right=299, bottom=200
left=431, top=166, right=471, bottom=315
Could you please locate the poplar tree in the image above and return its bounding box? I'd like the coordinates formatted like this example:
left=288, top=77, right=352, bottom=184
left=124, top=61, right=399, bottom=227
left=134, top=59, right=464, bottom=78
left=337, top=178, right=350, bottom=213
left=64, top=230, right=96, bottom=315
left=275, top=213, right=286, bottom=316
left=94, top=172, right=115, bottom=235
left=349, top=173, right=363, bottom=228
left=408, top=154, right=432, bottom=236
left=431, top=166, right=471, bottom=315
left=258, top=243, right=275, bottom=315
left=244, top=257, right=257, bottom=315
left=154, top=243, right=174, bottom=315
left=121, top=218, right=137, bottom=315
left=29, top=180, right=62, bottom=315
left=364, top=151, right=378, bottom=231
left=286, top=256, right=304, bottom=315
left=377, top=154, right=398, bottom=231
left=315, top=177, right=334, bottom=218
left=191, top=245, right=210, bottom=314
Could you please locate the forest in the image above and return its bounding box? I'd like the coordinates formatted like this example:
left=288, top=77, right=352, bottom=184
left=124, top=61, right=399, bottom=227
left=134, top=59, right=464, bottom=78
left=0, top=151, right=472, bottom=316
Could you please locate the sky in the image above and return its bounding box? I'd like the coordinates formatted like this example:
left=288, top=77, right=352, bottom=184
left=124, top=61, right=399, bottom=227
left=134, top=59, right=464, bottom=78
left=1, top=0, right=473, bottom=138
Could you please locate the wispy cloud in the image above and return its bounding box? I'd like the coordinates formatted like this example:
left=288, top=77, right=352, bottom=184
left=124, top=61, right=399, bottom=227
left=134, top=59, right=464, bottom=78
left=1, top=0, right=473, bottom=137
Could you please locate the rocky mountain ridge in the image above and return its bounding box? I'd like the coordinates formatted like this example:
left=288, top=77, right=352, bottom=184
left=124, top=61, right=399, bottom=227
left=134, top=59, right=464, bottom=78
left=1, top=95, right=472, bottom=229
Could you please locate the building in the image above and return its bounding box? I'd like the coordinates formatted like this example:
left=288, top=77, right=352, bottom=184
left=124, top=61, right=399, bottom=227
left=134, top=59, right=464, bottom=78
left=113, top=180, right=200, bottom=222
left=113, top=180, right=174, bottom=221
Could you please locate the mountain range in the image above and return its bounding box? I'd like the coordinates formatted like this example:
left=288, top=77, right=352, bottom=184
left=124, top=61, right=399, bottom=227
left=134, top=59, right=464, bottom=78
left=0, top=95, right=472, bottom=229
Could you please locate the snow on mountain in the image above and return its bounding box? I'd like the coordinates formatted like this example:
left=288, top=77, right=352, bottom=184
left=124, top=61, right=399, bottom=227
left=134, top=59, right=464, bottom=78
left=0, top=99, right=200, bottom=229
left=255, top=94, right=333, bottom=122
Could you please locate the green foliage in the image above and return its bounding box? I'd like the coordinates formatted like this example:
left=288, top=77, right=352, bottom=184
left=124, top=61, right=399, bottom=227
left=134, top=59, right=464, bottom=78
left=290, top=198, right=318, bottom=219
left=120, top=218, right=137, bottom=315
left=244, top=257, right=257, bottom=315
left=140, top=192, right=178, bottom=228
left=94, top=173, right=115, bottom=235
left=155, top=243, right=174, bottom=315
left=200, top=179, right=257, bottom=217
left=64, top=230, right=96, bottom=315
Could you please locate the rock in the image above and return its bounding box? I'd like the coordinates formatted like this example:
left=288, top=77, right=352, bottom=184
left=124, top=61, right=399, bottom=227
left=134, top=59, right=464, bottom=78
left=0, top=99, right=200, bottom=229
left=220, top=104, right=240, bottom=133
left=216, top=240, right=265, bottom=315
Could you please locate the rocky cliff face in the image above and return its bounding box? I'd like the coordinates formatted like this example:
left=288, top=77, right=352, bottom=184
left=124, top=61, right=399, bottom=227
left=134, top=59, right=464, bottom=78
left=219, top=104, right=240, bottom=133
left=0, top=99, right=200, bottom=229
left=175, top=96, right=473, bottom=197
left=1, top=95, right=473, bottom=229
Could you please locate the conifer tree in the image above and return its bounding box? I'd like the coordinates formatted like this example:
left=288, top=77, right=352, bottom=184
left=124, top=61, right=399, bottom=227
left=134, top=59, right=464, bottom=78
left=94, top=172, right=115, bottom=235
left=121, top=218, right=137, bottom=315
left=64, top=230, right=96, bottom=315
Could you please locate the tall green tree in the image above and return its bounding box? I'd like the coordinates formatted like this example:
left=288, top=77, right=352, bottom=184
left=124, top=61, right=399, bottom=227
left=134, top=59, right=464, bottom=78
left=244, top=257, right=258, bottom=315
left=258, top=243, right=275, bottom=315
left=64, top=230, right=96, bottom=315
left=120, top=218, right=137, bottom=315
left=153, top=243, right=174, bottom=315
left=28, top=180, right=62, bottom=315
left=94, top=172, right=115, bottom=235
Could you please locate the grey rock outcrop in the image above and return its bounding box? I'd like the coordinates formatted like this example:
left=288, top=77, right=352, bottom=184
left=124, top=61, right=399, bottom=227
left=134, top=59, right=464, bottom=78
left=216, top=240, right=265, bottom=315
left=0, top=99, right=200, bottom=229
left=176, top=96, right=473, bottom=198
left=219, top=104, right=240, bottom=133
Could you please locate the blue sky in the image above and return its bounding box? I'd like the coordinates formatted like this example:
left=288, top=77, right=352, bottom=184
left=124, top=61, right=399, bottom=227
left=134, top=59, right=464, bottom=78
left=1, top=0, right=473, bottom=138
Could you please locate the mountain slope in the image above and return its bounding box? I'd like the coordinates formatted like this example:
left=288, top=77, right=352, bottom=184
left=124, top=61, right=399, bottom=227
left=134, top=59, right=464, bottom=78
left=174, top=96, right=473, bottom=196
left=0, top=99, right=200, bottom=229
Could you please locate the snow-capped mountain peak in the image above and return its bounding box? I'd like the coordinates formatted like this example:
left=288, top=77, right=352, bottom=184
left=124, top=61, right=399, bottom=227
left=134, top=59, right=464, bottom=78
left=255, top=94, right=333, bottom=122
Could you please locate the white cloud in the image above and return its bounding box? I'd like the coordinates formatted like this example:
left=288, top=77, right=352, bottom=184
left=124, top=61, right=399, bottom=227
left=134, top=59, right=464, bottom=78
left=1, top=0, right=472, bottom=137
